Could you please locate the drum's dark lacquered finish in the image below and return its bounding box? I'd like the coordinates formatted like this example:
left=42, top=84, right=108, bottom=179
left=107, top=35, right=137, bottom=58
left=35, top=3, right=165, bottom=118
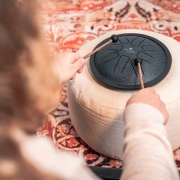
left=90, top=33, right=172, bottom=90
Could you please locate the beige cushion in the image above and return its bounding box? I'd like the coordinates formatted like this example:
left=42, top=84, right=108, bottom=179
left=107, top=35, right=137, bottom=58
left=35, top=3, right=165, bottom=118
left=67, top=29, right=180, bottom=160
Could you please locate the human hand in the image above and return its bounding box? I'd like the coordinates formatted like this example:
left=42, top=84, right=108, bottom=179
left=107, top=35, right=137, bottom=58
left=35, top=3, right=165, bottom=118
left=52, top=52, right=85, bottom=83
left=126, top=88, right=169, bottom=124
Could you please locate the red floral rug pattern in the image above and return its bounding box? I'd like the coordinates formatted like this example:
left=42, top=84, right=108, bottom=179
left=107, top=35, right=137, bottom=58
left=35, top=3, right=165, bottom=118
left=37, top=0, right=180, bottom=169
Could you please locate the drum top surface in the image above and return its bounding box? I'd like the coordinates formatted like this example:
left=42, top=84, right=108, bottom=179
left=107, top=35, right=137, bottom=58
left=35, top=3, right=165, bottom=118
left=90, top=33, right=172, bottom=90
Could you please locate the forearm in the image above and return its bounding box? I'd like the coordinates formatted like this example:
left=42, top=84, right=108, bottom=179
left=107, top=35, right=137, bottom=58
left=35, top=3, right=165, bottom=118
left=121, top=103, right=179, bottom=180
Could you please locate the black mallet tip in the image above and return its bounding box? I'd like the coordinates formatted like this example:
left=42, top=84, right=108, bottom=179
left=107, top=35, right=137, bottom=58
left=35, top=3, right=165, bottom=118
left=134, top=58, right=142, bottom=66
left=111, top=35, right=118, bottom=43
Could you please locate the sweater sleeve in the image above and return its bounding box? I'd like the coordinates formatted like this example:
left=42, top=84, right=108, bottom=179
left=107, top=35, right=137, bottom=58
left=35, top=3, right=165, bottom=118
left=18, top=135, right=101, bottom=180
left=121, top=103, right=179, bottom=180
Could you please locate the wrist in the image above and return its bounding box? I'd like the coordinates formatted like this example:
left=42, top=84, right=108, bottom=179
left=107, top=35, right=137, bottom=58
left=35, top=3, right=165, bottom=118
left=51, top=61, right=63, bottom=84
left=123, top=103, right=166, bottom=125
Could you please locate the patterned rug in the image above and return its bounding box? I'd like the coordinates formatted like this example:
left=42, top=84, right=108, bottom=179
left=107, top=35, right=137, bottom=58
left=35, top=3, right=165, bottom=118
left=37, top=0, right=180, bottom=169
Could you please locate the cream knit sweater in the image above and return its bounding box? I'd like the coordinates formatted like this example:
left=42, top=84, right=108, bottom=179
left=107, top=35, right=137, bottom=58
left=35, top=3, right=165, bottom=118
left=122, top=103, right=179, bottom=180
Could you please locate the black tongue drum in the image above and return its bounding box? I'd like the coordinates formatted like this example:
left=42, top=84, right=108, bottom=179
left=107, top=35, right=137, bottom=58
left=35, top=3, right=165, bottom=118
left=89, top=33, right=172, bottom=90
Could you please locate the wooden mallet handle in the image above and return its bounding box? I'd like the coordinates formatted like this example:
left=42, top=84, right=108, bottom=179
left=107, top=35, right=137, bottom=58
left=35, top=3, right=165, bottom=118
left=134, top=58, right=144, bottom=89
left=83, top=35, right=119, bottom=59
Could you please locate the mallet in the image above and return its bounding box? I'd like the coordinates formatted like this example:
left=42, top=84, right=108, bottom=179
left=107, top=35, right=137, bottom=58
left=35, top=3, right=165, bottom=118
left=83, top=35, right=119, bottom=59
left=134, top=58, right=144, bottom=89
